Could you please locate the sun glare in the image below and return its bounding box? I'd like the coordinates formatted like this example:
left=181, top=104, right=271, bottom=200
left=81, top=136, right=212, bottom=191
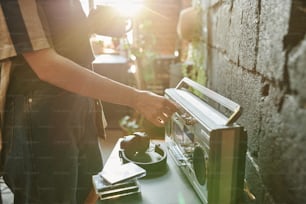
left=113, top=1, right=143, bottom=17
left=94, top=0, right=144, bottom=17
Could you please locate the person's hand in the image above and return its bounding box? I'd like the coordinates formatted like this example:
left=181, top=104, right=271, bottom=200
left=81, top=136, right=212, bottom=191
left=133, top=90, right=178, bottom=127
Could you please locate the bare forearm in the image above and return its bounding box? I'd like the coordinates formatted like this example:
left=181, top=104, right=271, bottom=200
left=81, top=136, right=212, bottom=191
left=23, top=48, right=178, bottom=127
left=23, top=48, right=138, bottom=108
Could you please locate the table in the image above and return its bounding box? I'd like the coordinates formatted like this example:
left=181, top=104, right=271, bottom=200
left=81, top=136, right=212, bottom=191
left=96, top=139, right=202, bottom=204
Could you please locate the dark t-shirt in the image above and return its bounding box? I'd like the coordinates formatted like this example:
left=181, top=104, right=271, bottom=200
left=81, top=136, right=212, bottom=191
left=6, top=0, right=93, bottom=94
left=38, top=0, right=94, bottom=66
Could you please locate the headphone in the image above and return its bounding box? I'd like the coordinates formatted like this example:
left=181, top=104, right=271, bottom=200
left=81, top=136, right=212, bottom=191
left=119, top=132, right=167, bottom=177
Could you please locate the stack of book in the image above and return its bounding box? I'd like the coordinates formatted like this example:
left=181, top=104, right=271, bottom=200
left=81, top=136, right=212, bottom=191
left=92, top=162, right=146, bottom=200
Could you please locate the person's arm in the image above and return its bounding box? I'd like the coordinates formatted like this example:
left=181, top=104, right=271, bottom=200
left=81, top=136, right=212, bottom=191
left=23, top=48, right=177, bottom=126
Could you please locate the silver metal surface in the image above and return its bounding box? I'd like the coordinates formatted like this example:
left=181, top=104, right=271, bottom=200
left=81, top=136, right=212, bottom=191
left=165, top=78, right=247, bottom=204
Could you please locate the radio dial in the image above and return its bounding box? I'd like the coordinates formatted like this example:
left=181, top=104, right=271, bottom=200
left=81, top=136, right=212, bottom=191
left=185, top=116, right=197, bottom=125
left=180, top=112, right=196, bottom=125
left=180, top=112, right=189, bottom=119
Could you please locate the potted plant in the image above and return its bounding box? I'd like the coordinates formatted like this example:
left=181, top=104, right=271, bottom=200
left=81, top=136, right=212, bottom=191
left=177, top=2, right=206, bottom=86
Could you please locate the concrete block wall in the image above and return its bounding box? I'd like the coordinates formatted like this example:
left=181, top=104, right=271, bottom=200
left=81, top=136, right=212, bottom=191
left=201, top=0, right=306, bottom=203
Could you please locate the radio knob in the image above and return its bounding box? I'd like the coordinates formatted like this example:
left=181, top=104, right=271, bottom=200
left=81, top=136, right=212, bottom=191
left=185, top=116, right=197, bottom=125
left=181, top=112, right=188, bottom=119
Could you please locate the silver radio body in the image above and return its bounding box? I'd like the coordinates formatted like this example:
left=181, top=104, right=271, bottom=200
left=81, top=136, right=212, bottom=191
left=165, top=78, right=247, bottom=204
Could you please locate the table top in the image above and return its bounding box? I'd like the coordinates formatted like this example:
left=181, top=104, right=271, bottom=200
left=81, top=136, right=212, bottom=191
left=96, top=139, right=202, bottom=204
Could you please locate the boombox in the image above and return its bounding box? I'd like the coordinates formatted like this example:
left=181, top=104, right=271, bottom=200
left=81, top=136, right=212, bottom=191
left=165, top=78, right=247, bottom=204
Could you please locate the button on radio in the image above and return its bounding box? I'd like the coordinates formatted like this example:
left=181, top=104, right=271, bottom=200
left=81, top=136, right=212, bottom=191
left=181, top=112, right=196, bottom=125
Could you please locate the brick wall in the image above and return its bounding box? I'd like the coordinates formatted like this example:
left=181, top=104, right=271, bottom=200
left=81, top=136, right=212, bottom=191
left=201, top=0, right=306, bottom=204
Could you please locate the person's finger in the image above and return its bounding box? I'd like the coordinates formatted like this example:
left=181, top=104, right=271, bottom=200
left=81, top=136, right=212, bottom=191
left=164, top=100, right=179, bottom=113
left=162, top=104, right=177, bottom=119
left=162, top=112, right=169, bottom=118
left=157, top=116, right=165, bottom=125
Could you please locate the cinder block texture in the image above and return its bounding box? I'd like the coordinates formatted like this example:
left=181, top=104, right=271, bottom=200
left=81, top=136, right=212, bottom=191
left=256, top=0, right=291, bottom=81
left=204, top=0, right=306, bottom=204
left=239, top=0, right=258, bottom=70
left=288, top=37, right=306, bottom=100
left=259, top=92, right=306, bottom=204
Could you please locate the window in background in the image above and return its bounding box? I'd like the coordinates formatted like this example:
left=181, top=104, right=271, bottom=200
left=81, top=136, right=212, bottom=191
left=80, top=0, right=143, bottom=57
left=80, top=0, right=91, bottom=16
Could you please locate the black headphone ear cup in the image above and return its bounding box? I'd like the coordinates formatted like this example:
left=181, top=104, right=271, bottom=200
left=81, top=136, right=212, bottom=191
left=119, top=143, right=168, bottom=177
left=134, top=132, right=150, bottom=153
left=120, top=132, right=150, bottom=154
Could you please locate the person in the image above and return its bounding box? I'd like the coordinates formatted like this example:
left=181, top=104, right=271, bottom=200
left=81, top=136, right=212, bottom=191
left=0, top=1, right=178, bottom=204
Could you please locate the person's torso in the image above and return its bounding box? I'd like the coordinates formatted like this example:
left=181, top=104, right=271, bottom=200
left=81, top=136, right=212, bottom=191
left=9, top=0, right=93, bottom=95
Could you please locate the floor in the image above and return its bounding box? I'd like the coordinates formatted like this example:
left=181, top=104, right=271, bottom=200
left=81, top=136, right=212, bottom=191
left=0, top=128, right=125, bottom=204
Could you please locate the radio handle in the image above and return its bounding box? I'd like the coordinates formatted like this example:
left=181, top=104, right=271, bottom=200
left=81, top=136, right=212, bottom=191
left=176, top=77, right=242, bottom=125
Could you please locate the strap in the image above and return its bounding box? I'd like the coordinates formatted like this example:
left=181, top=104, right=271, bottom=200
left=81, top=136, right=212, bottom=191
left=0, top=59, right=12, bottom=151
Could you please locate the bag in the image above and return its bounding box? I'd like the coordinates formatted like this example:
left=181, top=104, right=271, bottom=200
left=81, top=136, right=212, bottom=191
left=0, top=60, right=12, bottom=152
